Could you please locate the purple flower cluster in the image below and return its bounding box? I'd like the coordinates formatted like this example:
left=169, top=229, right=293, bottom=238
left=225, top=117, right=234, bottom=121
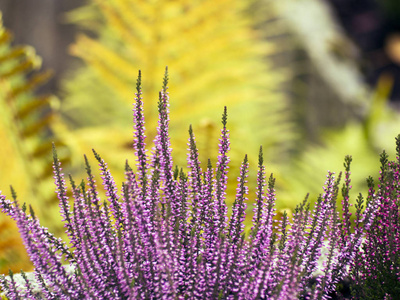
left=0, top=69, right=397, bottom=299
left=349, top=142, right=400, bottom=299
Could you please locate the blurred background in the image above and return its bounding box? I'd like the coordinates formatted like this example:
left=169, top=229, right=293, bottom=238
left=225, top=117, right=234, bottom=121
left=1, top=0, right=400, bottom=273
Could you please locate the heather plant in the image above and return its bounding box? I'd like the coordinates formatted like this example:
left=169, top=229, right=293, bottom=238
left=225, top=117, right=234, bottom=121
left=0, top=69, right=391, bottom=299
left=349, top=140, right=400, bottom=299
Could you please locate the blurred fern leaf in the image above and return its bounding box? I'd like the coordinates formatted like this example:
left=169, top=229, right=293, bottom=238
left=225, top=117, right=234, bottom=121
left=61, top=0, right=296, bottom=210
left=0, top=13, right=70, bottom=273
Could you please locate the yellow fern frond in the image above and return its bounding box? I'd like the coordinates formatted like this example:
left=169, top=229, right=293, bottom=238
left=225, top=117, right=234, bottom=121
left=60, top=1, right=298, bottom=231
left=0, top=13, right=70, bottom=273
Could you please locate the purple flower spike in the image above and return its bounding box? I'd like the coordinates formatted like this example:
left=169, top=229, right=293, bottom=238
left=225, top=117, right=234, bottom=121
left=154, top=67, right=177, bottom=219
left=133, top=70, right=148, bottom=194
left=228, top=154, right=249, bottom=244
left=187, top=124, right=203, bottom=231
left=213, top=106, right=230, bottom=235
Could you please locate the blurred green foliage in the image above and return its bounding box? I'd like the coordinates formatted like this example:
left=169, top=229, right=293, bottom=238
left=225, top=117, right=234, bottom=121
left=279, top=76, right=400, bottom=215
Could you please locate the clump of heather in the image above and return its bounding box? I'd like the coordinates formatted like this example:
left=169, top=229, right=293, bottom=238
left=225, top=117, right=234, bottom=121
left=349, top=139, right=400, bottom=299
left=0, top=68, right=389, bottom=299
